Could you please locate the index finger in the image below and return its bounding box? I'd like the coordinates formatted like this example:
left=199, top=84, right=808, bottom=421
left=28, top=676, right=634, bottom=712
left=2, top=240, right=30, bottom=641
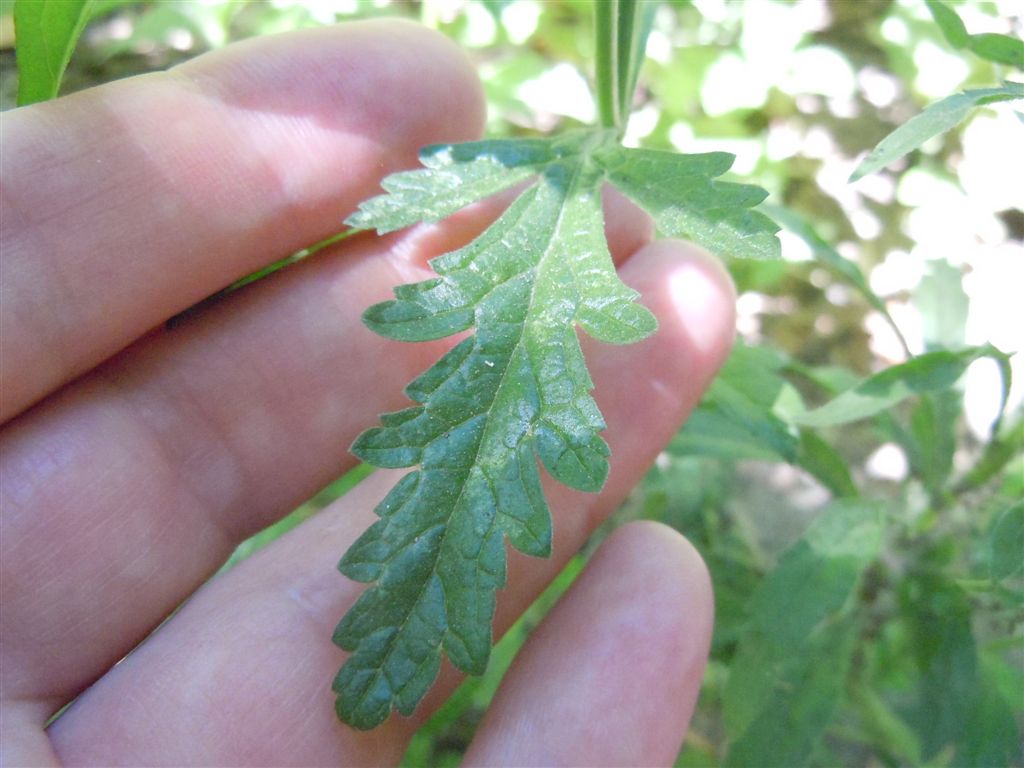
left=0, top=20, right=484, bottom=422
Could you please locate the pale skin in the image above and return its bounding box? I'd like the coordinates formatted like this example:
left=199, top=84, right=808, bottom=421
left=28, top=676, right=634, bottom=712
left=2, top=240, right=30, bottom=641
left=0, top=20, right=733, bottom=767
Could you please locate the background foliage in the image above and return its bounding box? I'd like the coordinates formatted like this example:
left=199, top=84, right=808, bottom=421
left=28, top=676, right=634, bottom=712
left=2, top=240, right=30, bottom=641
left=5, top=0, right=1022, bottom=765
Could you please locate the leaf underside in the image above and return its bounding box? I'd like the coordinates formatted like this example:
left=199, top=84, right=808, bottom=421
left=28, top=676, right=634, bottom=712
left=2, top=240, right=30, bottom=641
left=332, top=127, right=779, bottom=730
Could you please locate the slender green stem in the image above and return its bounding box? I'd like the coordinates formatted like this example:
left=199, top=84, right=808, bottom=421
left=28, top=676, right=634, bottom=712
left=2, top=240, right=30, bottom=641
left=593, top=0, right=655, bottom=135
left=618, top=0, right=656, bottom=123
left=166, top=226, right=364, bottom=327
left=616, top=0, right=636, bottom=123
left=594, top=0, right=620, bottom=130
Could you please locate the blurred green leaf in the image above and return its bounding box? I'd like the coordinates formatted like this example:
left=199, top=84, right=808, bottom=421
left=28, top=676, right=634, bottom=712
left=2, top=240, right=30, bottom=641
left=14, top=0, right=94, bottom=105
left=850, top=682, right=923, bottom=765
left=907, top=581, right=978, bottom=760
left=762, top=202, right=909, bottom=356
left=723, top=500, right=883, bottom=766
left=747, top=499, right=883, bottom=651
left=792, top=345, right=1010, bottom=428
left=671, top=408, right=785, bottom=462
left=478, top=0, right=514, bottom=22
left=915, top=260, right=968, bottom=350
left=796, top=429, right=858, bottom=498
left=675, top=343, right=861, bottom=496
left=89, top=0, right=141, bottom=16
left=968, top=32, right=1024, bottom=69
left=480, top=50, right=551, bottom=129
left=989, top=501, right=1024, bottom=582
left=849, top=82, right=1024, bottom=182
left=959, top=673, right=1024, bottom=767
left=926, top=1, right=1023, bottom=68
left=925, top=1, right=968, bottom=49
left=955, top=417, right=1024, bottom=492
left=907, top=392, right=959, bottom=497
left=727, top=617, right=859, bottom=768
left=672, top=343, right=798, bottom=463
left=981, top=644, right=1024, bottom=721
left=901, top=579, right=1021, bottom=766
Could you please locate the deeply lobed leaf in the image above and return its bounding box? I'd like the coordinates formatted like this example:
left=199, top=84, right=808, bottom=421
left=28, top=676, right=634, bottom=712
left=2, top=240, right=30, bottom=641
left=333, top=127, right=778, bottom=729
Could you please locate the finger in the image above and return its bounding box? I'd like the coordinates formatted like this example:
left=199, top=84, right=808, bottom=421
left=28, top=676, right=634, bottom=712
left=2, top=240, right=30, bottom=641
left=463, top=522, right=714, bottom=767
left=0, top=20, right=485, bottom=422
left=0, top=185, right=651, bottom=709
left=45, top=242, right=736, bottom=765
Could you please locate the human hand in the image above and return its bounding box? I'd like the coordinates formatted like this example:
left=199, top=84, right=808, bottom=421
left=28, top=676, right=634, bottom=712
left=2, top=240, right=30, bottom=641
left=1, top=21, right=732, bottom=766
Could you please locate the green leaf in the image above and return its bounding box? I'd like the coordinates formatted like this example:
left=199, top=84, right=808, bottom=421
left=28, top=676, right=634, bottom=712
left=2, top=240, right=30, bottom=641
left=959, top=672, right=1024, bottom=767
left=849, top=82, right=1024, bottom=182
left=911, top=583, right=971, bottom=724
left=926, top=1, right=1023, bottom=68
left=727, top=619, right=859, bottom=768
left=915, top=259, right=968, bottom=350
left=926, top=0, right=969, bottom=49
left=400, top=554, right=584, bottom=766
left=968, top=33, right=1024, bottom=69
left=14, top=0, right=94, bottom=105
left=477, top=0, right=514, bottom=22
left=723, top=500, right=884, bottom=766
left=791, top=344, right=1010, bottom=428
left=599, top=147, right=781, bottom=259
left=907, top=391, right=959, bottom=496
left=673, top=344, right=859, bottom=496
left=899, top=579, right=1015, bottom=765
left=850, top=683, right=923, bottom=765
left=333, top=127, right=779, bottom=729
left=675, top=343, right=799, bottom=463
left=955, top=417, right=1023, bottom=492
left=990, top=502, right=1024, bottom=582
left=671, top=409, right=786, bottom=462
left=796, top=429, right=858, bottom=498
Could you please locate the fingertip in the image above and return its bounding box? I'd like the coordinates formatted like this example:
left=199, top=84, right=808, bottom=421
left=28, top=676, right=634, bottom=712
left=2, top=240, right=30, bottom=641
left=664, top=242, right=738, bottom=364
left=604, top=520, right=715, bottom=666
left=603, top=184, right=655, bottom=263
left=600, top=521, right=715, bottom=754
left=588, top=520, right=714, bottom=662
left=604, top=519, right=713, bottom=600
left=627, top=239, right=737, bottom=370
left=588, top=240, right=736, bottom=481
left=614, top=240, right=737, bottom=391
left=465, top=520, right=713, bottom=766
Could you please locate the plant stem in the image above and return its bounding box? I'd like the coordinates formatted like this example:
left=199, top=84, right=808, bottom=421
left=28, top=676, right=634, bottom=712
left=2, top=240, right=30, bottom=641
left=616, top=0, right=636, bottom=123
left=594, top=0, right=655, bottom=135
left=594, top=0, right=620, bottom=130
left=166, top=226, right=362, bottom=327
